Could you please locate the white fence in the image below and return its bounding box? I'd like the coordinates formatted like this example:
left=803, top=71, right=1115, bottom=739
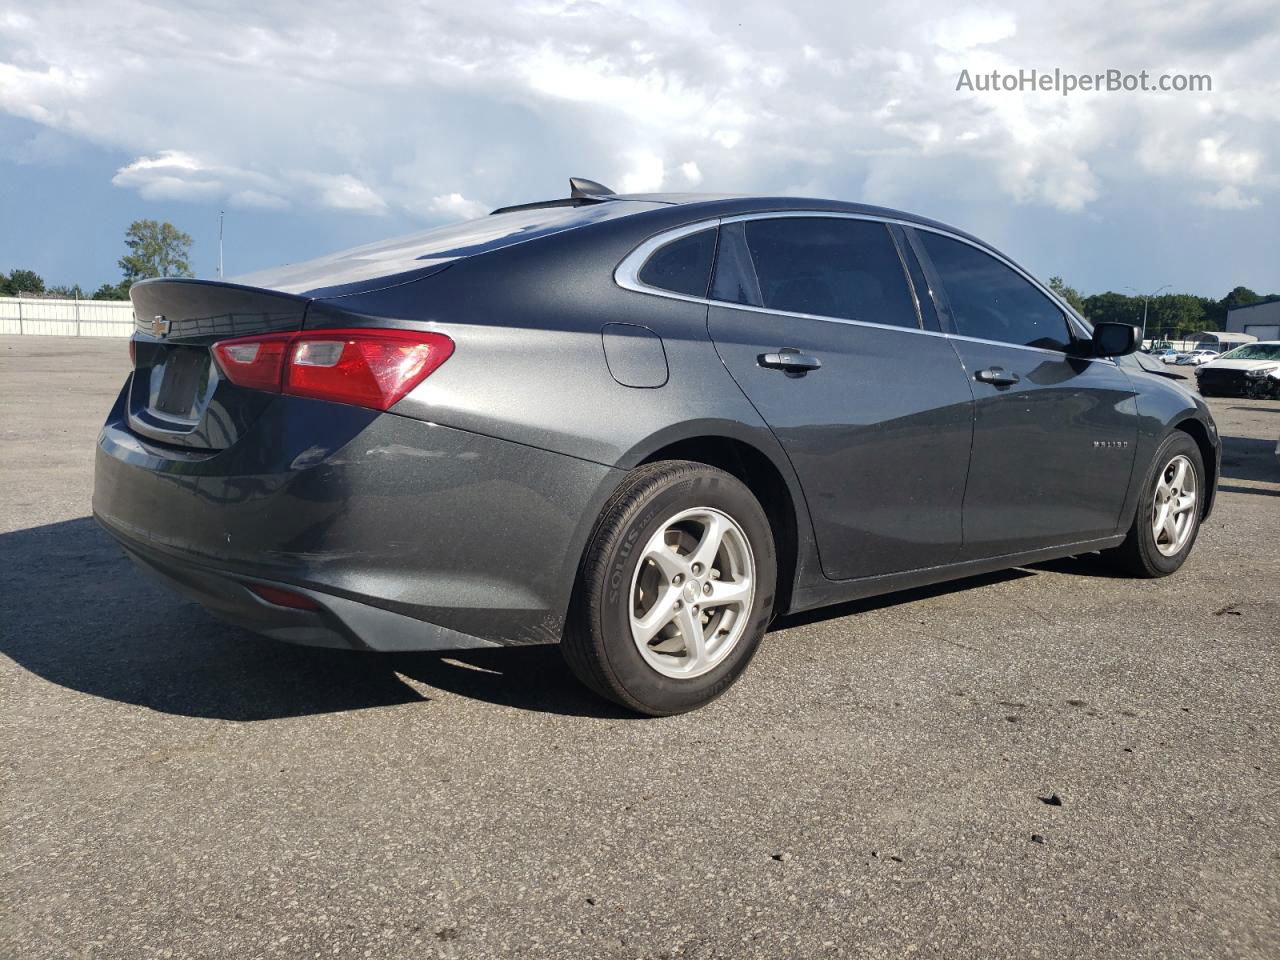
left=0, top=296, right=134, bottom=338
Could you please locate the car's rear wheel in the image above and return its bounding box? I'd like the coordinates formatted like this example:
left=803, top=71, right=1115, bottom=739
left=1102, top=432, right=1205, bottom=577
left=562, top=460, right=777, bottom=716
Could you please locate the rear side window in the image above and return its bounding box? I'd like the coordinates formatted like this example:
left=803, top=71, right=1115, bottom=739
left=919, top=232, right=1072, bottom=351
left=638, top=228, right=717, bottom=298
left=717, top=217, right=919, bottom=328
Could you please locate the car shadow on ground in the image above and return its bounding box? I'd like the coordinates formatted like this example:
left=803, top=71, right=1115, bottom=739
left=769, top=569, right=1034, bottom=629
left=5, top=490, right=1263, bottom=723
left=0, top=517, right=635, bottom=722
left=1220, top=435, right=1280, bottom=484
left=2, top=517, right=1065, bottom=723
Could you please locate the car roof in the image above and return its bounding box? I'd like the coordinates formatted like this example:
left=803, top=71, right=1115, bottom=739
left=235, top=188, right=1005, bottom=298
left=611, top=192, right=990, bottom=246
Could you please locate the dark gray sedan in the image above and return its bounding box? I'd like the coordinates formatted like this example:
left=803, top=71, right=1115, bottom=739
left=94, top=180, right=1220, bottom=714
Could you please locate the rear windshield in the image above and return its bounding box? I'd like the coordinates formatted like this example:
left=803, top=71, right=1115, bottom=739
left=234, top=200, right=665, bottom=296
left=1219, top=343, right=1280, bottom=360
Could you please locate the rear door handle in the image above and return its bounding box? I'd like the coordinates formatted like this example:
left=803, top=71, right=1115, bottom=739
left=758, top=348, right=822, bottom=375
left=974, top=367, right=1020, bottom=386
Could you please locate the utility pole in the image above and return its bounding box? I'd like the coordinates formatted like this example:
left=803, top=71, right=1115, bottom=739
left=1125, top=284, right=1171, bottom=345
left=218, top=211, right=225, bottom=279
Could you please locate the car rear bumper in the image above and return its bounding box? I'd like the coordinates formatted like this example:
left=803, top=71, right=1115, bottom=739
left=93, top=382, right=622, bottom=649
left=109, top=529, right=499, bottom=651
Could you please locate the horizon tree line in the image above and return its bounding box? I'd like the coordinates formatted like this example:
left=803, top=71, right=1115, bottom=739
left=3, top=221, right=1276, bottom=339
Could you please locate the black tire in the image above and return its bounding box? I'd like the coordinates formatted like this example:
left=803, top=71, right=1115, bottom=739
left=562, top=460, right=777, bottom=716
left=1102, top=432, right=1205, bottom=578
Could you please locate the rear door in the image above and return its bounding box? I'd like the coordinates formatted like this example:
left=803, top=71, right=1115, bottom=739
left=706, top=215, right=974, bottom=581
left=908, top=228, right=1139, bottom=557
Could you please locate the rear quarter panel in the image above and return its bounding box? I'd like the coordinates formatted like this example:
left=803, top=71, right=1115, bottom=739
left=302, top=211, right=824, bottom=612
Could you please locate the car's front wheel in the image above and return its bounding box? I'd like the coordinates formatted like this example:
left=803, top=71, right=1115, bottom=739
left=1102, top=432, right=1205, bottom=577
left=562, top=460, right=777, bottom=716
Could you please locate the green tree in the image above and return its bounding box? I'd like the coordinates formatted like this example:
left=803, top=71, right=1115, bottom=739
left=46, top=284, right=86, bottom=299
left=2, top=268, right=46, bottom=296
left=1221, top=285, right=1259, bottom=311
left=1048, top=276, right=1085, bottom=313
left=118, top=220, right=193, bottom=288
left=1198, top=295, right=1226, bottom=330
left=1081, top=291, right=1141, bottom=327
left=92, top=282, right=128, bottom=301
left=1146, top=294, right=1206, bottom=339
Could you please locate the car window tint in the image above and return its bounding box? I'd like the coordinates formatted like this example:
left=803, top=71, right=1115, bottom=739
left=919, top=232, right=1072, bottom=351
left=638, top=228, right=717, bottom=298
left=733, top=218, right=918, bottom=328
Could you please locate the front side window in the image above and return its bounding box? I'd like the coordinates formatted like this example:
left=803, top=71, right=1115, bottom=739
left=919, top=232, right=1073, bottom=351
left=637, top=228, right=717, bottom=298
left=713, top=217, right=919, bottom=329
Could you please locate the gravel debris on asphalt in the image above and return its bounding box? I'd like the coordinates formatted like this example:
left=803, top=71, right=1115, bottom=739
left=2, top=336, right=1278, bottom=959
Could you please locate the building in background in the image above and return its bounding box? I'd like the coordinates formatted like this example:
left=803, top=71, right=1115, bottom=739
left=1226, top=300, right=1280, bottom=342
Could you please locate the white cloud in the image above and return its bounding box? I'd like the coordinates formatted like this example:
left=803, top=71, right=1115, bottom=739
left=927, top=9, right=1018, bottom=52
left=619, top=149, right=665, bottom=193
left=1198, top=185, right=1258, bottom=209
left=428, top=192, right=490, bottom=219
left=295, top=173, right=388, bottom=214
left=0, top=0, right=1275, bottom=233
left=112, top=150, right=289, bottom=207
left=230, top=189, right=289, bottom=210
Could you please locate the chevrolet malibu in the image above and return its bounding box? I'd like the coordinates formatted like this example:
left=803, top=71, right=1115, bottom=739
left=94, top=179, right=1221, bottom=715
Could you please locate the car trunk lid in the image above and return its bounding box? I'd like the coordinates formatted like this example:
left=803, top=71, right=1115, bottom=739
left=126, top=279, right=308, bottom=451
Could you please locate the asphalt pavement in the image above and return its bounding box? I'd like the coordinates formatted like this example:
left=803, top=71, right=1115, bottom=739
left=1, top=335, right=1277, bottom=959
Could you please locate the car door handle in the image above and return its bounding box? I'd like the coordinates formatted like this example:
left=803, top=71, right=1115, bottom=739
left=974, top=367, right=1020, bottom=386
left=758, top=349, right=822, bottom=374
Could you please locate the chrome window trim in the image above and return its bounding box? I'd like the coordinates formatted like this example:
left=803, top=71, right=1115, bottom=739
left=707, top=299, right=951, bottom=338
left=614, top=219, right=723, bottom=304
left=613, top=210, right=1105, bottom=360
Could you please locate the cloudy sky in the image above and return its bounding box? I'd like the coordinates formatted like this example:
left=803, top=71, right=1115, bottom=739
left=1, top=0, right=1277, bottom=297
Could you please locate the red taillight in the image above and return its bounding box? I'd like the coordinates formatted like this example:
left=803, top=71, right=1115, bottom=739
left=128, top=338, right=136, bottom=366
left=246, top=583, right=321, bottom=610
left=212, top=334, right=292, bottom=393
left=211, top=329, right=453, bottom=412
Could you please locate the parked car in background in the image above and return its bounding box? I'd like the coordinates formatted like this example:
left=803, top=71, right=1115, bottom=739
left=1196, top=341, right=1280, bottom=398
left=1147, top=347, right=1179, bottom=362
left=1175, top=349, right=1219, bottom=366
left=92, top=181, right=1222, bottom=715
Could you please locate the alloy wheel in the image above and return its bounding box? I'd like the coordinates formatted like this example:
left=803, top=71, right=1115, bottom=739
left=628, top=507, right=756, bottom=679
left=1151, top=454, right=1198, bottom=557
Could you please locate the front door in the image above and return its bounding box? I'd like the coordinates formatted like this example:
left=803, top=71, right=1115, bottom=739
left=910, top=228, right=1139, bottom=558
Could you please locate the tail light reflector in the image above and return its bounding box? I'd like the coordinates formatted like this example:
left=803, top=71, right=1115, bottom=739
left=246, top=583, right=321, bottom=610
left=212, top=329, right=453, bottom=411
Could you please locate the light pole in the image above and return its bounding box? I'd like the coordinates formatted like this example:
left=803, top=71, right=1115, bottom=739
left=218, top=211, right=224, bottom=279
left=1125, top=284, right=1171, bottom=345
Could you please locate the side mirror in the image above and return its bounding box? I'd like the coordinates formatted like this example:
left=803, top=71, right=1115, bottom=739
left=1091, top=322, right=1139, bottom=357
